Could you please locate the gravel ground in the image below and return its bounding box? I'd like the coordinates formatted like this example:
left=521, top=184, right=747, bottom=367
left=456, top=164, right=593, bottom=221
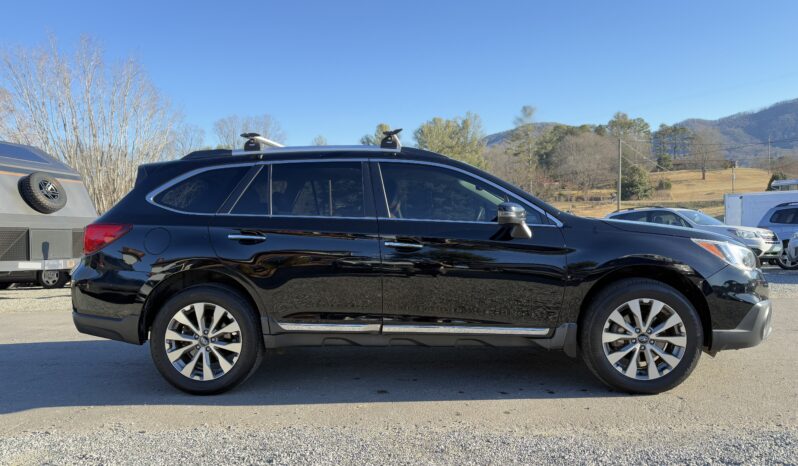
left=0, top=267, right=796, bottom=465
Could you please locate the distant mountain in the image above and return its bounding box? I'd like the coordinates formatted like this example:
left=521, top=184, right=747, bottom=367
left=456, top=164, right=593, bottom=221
left=485, top=98, right=798, bottom=164
left=679, top=98, right=798, bottom=162
left=485, top=123, right=559, bottom=147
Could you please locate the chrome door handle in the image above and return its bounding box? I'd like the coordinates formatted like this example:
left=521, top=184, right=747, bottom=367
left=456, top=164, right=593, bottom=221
left=227, top=234, right=267, bottom=242
left=384, top=241, right=423, bottom=250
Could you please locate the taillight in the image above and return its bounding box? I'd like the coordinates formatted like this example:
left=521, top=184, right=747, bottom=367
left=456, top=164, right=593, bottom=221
left=83, top=224, right=132, bottom=255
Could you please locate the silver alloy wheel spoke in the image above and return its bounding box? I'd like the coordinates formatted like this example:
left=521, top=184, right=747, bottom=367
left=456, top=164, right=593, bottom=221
left=164, top=302, right=242, bottom=381
left=210, top=321, right=241, bottom=339
left=167, top=342, right=197, bottom=362
left=602, top=298, right=687, bottom=381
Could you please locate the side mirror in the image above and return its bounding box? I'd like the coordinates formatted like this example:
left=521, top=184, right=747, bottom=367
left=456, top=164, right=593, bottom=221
left=497, top=202, right=532, bottom=239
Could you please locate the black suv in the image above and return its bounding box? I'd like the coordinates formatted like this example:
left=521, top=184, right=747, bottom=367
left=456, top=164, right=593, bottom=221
left=72, top=139, right=772, bottom=395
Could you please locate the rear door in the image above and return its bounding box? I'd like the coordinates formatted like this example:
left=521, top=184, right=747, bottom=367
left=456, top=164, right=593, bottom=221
left=372, top=160, right=568, bottom=332
left=210, top=160, right=383, bottom=333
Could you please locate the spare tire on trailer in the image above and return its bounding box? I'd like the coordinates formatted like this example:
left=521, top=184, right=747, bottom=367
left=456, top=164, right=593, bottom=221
left=18, top=172, right=67, bottom=214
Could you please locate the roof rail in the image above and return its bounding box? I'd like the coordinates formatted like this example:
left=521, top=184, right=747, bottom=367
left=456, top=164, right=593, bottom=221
left=775, top=201, right=798, bottom=207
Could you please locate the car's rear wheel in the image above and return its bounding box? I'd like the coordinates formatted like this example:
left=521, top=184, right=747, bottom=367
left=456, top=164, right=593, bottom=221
left=150, top=285, right=263, bottom=394
left=38, top=270, right=69, bottom=289
left=776, top=249, right=798, bottom=270
left=580, top=279, right=703, bottom=394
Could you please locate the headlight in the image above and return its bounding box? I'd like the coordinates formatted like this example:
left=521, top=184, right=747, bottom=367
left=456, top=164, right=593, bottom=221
left=727, top=228, right=758, bottom=240
left=693, top=239, right=757, bottom=270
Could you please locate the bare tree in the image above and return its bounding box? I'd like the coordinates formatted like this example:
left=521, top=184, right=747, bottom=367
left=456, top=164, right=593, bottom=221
left=691, top=126, right=723, bottom=180
left=311, top=135, right=327, bottom=146
left=213, top=114, right=285, bottom=149
left=0, top=36, right=191, bottom=213
left=552, top=132, right=616, bottom=196
left=172, top=124, right=206, bottom=156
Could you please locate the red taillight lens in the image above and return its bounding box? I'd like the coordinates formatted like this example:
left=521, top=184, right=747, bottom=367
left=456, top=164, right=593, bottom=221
left=83, top=224, right=132, bottom=255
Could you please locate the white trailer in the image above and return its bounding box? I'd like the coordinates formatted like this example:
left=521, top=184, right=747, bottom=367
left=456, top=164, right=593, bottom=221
left=724, top=191, right=798, bottom=226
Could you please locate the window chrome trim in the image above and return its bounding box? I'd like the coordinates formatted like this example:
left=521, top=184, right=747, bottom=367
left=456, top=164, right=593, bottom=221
left=381, top=324, right=551, bottom=336
left=373, top=158, right=561, bottom=227
left=146, top=162, right=256, bottom=216
left=274, top=322, right=381, bottom=333
left=146, top=157, right=564, bottom=227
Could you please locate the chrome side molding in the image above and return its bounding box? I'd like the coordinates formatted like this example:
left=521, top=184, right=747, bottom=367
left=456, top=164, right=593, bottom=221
left=273, top=321, right=551, bottom=337
left=274, top=322, right=381, bottom=333
left=382, top=324, right=550, bottom=336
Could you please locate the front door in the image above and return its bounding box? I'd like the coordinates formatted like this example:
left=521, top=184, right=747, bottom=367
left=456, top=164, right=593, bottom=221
left=210, top=160, right=383, bottom=333
left=373, top=161, right=568, bottom=332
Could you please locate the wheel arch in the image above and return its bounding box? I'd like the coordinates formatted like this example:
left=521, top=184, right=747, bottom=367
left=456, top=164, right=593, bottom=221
left=576, top=265, right=712, bottom=348
left=138, top=268, right=266, bottom=343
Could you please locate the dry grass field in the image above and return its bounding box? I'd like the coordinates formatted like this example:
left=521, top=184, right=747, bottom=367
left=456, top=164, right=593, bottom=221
left=552, top=167, right=771, bottom=218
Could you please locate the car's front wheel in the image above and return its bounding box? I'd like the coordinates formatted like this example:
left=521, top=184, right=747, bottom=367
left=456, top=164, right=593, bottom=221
left=580, top=279, right=703, bottom=394
left=150, top=285, right=263, bottom=394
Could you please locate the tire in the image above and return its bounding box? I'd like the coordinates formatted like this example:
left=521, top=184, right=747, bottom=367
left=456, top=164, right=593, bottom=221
left=580, top=278, right=703, bottom=394
left=150, top=285, right=263, bottom=395
left=0, top=283, right=11, bottom=290
left=38, top=270, right=70, bottom=289
left=776, top=249, right=798, bottom=270
left=18, top=172, right=67, bottom=214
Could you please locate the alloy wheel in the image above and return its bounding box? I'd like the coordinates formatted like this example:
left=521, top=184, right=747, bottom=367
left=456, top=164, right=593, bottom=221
left=41, top=270, right=60, bottom=287
left=602, top=298, right=687, bottom=380
left=164, top=302, right=243, bottom=381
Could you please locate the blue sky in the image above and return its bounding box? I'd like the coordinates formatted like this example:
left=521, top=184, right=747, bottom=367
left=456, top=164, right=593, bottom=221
left=1, top=0, right=797, bottom=146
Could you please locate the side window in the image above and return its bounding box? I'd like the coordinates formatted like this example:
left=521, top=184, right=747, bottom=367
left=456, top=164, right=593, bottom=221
left=379, top=163, right=543, bottom=224
left=154, top=166, right=248, bottom=213
left=271, top=162, right=365, bottom=217
left=613, top=211, right=648, bottom=222
left=649, top=211, right=689, bottom=227
left=232, top=167, right=269, bottom=215
left=771, top=208, right=798, bottom=224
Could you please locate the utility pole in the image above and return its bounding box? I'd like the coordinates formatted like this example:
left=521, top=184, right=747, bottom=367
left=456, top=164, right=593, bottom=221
left=768, top=135, right=772, bottom=174
left=731, top=160, right=736, bottom=193
left=617, top=138, right=622, bottom=211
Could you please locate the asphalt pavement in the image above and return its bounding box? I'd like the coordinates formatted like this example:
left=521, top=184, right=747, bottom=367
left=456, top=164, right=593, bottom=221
left=0, top=268, right=796, bottom=464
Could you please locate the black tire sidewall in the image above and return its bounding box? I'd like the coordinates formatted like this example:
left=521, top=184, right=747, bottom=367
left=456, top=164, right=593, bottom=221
left=581, top=279, right=703, bottom=394
left=150, top=285, right=262, bottom=395
left=19, top=172, right=67, bottom=214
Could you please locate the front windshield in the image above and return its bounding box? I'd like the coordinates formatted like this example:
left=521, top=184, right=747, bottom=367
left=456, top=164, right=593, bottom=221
left=680, top=210, right=725, bottom=226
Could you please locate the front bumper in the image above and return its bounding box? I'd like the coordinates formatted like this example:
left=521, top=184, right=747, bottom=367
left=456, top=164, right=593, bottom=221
left=759, top=242, right=783, bottom=259
left=710, top=300, right=772, bottom=354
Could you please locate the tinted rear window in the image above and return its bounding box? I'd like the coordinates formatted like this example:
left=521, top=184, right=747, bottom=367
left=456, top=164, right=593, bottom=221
left=271, top=162, right=364, bottom=217
left=155, top=166, right=248, bottom=213
left=770, top=208, right=798, bottom=224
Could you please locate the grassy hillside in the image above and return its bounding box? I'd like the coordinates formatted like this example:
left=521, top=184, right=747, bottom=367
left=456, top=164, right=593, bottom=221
left=552, top=167, right=771, bottom=218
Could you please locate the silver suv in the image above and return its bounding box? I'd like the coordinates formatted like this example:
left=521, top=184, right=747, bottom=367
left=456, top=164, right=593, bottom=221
left=606, top=207, right=781, bottom=261
left=757, top=202, right=798, bottom=269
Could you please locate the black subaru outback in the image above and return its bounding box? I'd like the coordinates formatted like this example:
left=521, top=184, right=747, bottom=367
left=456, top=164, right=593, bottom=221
left=72, top=133, right=772, bottom=395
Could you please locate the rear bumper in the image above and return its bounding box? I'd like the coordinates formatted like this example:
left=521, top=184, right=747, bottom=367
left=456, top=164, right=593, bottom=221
left=710, top=300, right=772, bottom=354
left=73, top=310, right=142, bottom=344
left=0, top=258, right=79, bottom=272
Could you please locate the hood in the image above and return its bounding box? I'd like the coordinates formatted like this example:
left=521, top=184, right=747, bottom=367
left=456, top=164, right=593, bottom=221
left=600, top=218, right=735, bottom=243
left=700, top=224, right=772, bottom=236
